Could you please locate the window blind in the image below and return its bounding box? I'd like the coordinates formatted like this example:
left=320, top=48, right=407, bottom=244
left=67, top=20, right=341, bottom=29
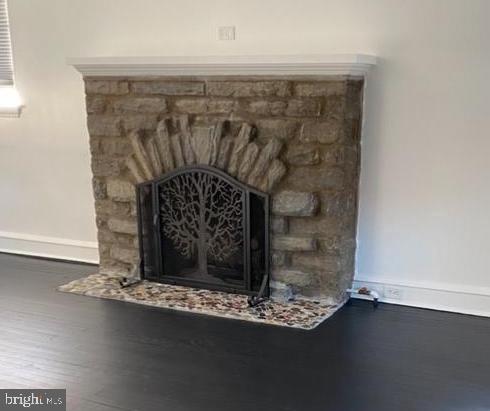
left=0, top=0, right=14, bottom=86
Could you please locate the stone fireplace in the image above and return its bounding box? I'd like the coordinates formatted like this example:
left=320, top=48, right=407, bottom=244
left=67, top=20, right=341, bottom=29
left=70, top=55, right=375, bottom=305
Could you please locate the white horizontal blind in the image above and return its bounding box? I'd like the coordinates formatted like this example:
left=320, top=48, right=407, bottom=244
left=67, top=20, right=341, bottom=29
left=0, top=0, right=14, bottom=86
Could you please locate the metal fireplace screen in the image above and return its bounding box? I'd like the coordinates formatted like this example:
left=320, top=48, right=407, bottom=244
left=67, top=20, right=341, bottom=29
left=136, top=165, right=270, bottom=296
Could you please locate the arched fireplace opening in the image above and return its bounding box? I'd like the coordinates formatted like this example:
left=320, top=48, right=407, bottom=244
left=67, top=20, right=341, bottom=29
left=137, top=165, right=269, bottom=297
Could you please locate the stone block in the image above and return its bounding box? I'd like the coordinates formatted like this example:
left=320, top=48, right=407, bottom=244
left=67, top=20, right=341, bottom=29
left=91, top=157, right=121, bottom=177
left=155, top=120, right=175, bottom=171
left=271, top=216, right=288, bottom=234
left=89, top=135, right=102, bottom=155
left=258, top=159, right=286, bottom=192
left=255, top=118, right=298, bottom=142
left=272, top=268, right=314, bottom=288
left=321, top=191, right=357, bottom=218
left=174, top=98, right=208, bottom=113
left=122, top=115, right=159, bottom=132
left=97, top=228, right=116, bottom=244
left=146, top=138, right=163, bottom=176
left=342, top=118, right=362, bottom=145
left=128, top=130, right=154, bottom=180
left=173, top=98, right=236, bottom=114
left=92, top=178, right=107, bottom=200
left=323, top=94, right=347, bottom=119
left=170, top=134, right=185, bottom=168
left=110, top=245, right=139, bottom=265
left=99, top=262, right=132, bottom=277
left=227, top=123, right=253, bottom=177
left=113, top=97, right=167, bottom=114
left=126, top=155, right=146, bottom=184
left=293, top=81, right=347, bottom=97
left=129, top=202, right=138, bottom=218
left=207, top=81, right=291, bottom=97
left=95, top=199, right=131, bottom=218
left=216, top=135, right=233, bottom=170
left=272, top=191, right=318, bottom=217
left=242, top=100, right=287, bottom=116
left=285, top=99, right=321, bottom=117
left=321, top=146, right=347, bottom=166
left=339, top=250, right=356, bottom=275
left=189, top=125, right=213, bottom=165
left=86, top=96, right=106, bottom=114
left=271, top=250, right=287, bottom=266
left=87, top=115, right=122, bottom=137
left=207, top=99, right=236, bottom=114
left=272, top=235, right=317, bottom=251
left=85, top=80, right=129, bottom=95
left=321, top=145, right=360, bottom=169
left=181, top=133, right=195, bottom=167
left=95, top=214, right=106, bottom=229
left=247, top=138, right=283, bottom=187
left=98, top=242, right=111, bottom=261
left=108, top=218, right=138, bottom=235
left=286, top=145, right=320, bottom=166
left=112, top=232, right=137, bottom=249
left=269, top=280, right=294, bottom=302
left=300, top=120, right=342, bottom=144
left=107, top=179, right=135, bottom=202
left=237, top=142, right=259, bottom=181
left=131, top=81, right=205, bottom=95
left=100, top=137, right=132, bottom=156
left=318, top=236, right=343, bottom=255
left=285, top=166, right=344, bottom=191
left=289, top=217, right=344, bottom=237
left=291, top=253, right=341, bottom=272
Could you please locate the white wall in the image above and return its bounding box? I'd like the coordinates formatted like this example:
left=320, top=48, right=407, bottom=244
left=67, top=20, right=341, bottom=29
left=1, top=0, right=489, bottom=314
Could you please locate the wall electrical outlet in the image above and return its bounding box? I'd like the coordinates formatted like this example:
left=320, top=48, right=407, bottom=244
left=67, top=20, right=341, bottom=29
left=218, top=26, right=236, bottom=41
left=384, top=286, right=403, bottom=300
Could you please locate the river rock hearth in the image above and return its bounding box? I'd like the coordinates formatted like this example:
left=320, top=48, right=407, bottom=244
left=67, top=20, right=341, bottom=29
left=58, top=273, right=339, bottom=330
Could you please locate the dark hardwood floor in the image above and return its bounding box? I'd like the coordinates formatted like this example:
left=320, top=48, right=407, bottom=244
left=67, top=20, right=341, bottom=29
left=0, top=253, right=489, bottom=411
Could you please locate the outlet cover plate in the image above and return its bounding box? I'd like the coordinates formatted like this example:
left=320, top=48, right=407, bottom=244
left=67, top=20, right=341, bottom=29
left=218, top=26, right=236, bottom=41
left=385, top=286, right=403, bottom=300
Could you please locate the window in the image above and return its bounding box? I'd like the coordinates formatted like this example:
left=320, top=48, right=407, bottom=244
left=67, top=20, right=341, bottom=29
left=0, top=0, right=21, bottom=117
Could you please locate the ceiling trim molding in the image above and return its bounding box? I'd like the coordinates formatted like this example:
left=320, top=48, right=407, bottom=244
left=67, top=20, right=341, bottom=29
left=67, top=54, right=377, bottom=77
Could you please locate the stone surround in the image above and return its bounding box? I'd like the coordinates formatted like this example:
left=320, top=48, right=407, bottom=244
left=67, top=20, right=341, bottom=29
left=84, top=75, right=363, bottom=303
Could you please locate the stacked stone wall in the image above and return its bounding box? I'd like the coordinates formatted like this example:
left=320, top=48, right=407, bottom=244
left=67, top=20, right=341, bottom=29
left=84, top=76, right=363, bottom=302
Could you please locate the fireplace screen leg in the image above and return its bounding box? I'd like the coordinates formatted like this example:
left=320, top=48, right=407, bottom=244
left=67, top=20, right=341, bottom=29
left=247, top=274, right=269, bottom=307
left=119, top=263, right=143, bottom=288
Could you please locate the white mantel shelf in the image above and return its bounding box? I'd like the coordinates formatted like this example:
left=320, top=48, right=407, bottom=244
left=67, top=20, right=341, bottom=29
left=67, top=54, right=376, bottom=77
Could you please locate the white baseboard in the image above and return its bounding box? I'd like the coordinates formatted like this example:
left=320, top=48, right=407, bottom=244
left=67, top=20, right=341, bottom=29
left=352, top=277, right=490, bottom=318
left=0, top=231, right=488, bottom=317
left=0, top=231, right=99, bottom=264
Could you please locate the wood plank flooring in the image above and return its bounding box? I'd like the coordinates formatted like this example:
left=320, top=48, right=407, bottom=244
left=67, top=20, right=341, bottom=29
left=0, top=253, right=489, bottom=411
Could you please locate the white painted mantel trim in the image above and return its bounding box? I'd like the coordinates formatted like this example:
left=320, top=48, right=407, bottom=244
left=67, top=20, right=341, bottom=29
left=67, top=54, right=376, bottom=77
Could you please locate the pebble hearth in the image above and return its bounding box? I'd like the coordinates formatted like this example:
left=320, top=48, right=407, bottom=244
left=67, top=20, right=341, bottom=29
left=85, top=75, right=363, bottom=304
left=58, top=274, right=339, bottom=330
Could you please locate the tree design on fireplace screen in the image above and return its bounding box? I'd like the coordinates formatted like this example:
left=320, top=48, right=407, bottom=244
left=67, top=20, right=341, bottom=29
left=136, top=165, right=270, bottom=296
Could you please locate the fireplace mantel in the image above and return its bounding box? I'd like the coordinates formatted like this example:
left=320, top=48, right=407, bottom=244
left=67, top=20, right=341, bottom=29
left=67, top=54, right=376, bottom=77
left=76, top=59, right=371, bottom=302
